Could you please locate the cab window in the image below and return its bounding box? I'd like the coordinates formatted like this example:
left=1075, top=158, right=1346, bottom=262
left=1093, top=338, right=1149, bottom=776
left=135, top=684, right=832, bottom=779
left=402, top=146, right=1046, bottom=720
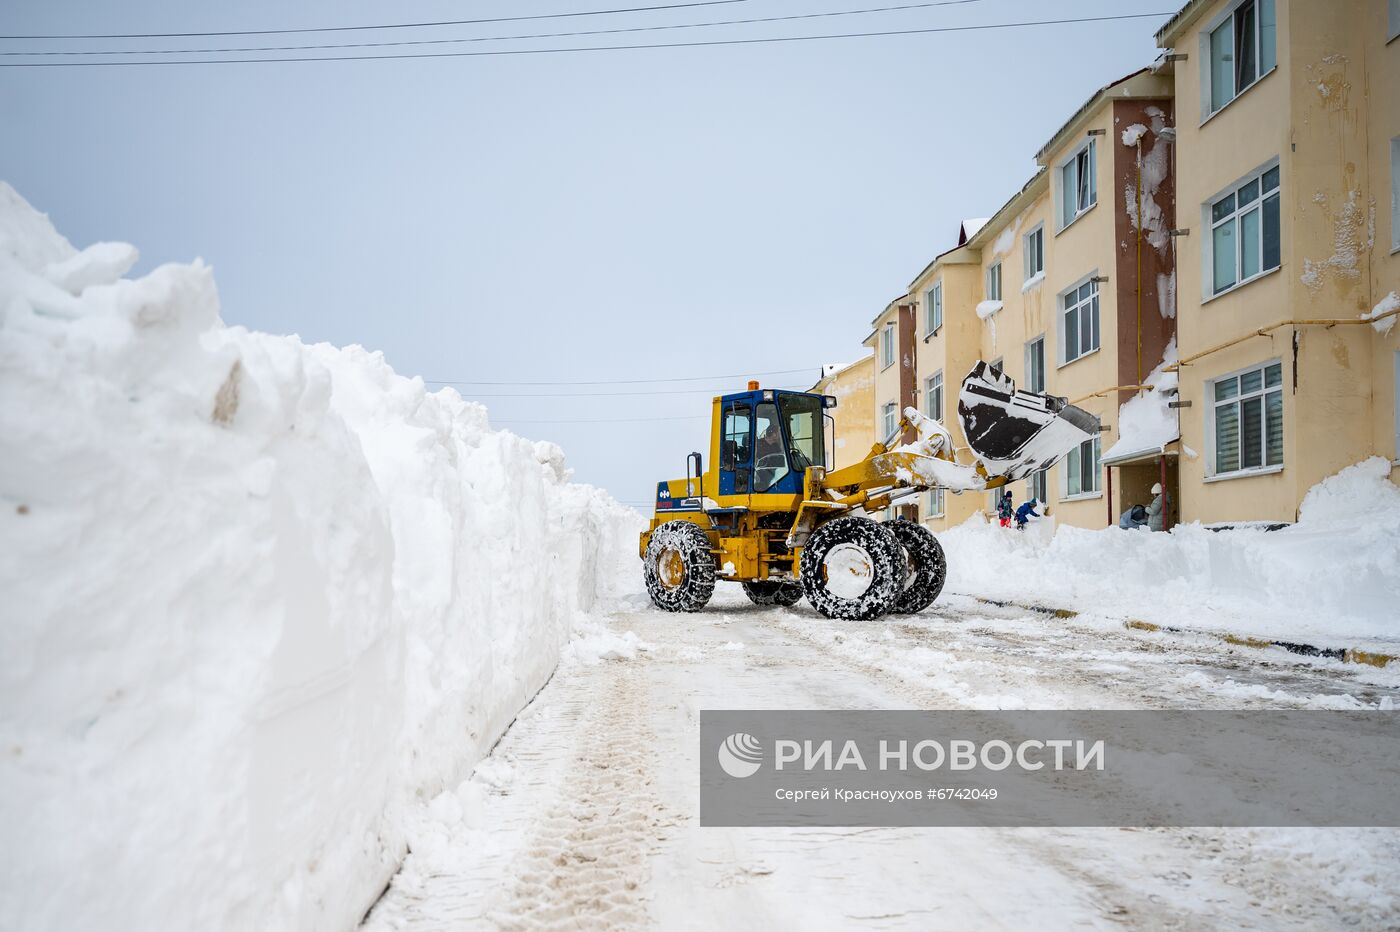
left=722, top=402, right=752, bottom=490
left=780, top=394, right=826, bottom=471
left=753, top=401, right=789, bottom=492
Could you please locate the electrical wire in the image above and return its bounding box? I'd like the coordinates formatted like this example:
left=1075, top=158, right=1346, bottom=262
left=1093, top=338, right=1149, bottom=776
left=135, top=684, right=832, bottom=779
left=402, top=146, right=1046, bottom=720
left=494, top=414, right=709, bottom=424
left=0, top=14, right=1176, bottom=67
left=424, top=366, right=816, bottom=386
left=0, top=0, right=753, bottom=40
left=447, top=384, right=806, bottom=397
left=2, top=1, right=986, bottom=57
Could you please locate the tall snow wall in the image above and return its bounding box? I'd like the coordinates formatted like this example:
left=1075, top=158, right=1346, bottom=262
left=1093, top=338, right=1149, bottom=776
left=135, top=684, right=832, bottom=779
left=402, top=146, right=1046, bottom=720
left=0, top=184, right=643, bottom=931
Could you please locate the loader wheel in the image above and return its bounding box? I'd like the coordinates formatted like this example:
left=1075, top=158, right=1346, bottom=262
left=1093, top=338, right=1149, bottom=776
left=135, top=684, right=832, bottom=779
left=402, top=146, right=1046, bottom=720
left=741, top=580, right=804, bottom=607
left=885, top=518, right=947, bottom=615
left=644, top=520, right=716, bottom=612
left=798, top=516, right=903, bottom=620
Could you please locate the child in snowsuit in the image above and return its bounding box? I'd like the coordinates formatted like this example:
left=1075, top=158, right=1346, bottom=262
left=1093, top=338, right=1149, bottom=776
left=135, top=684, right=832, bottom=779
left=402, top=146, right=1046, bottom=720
left=996, top=491, right=1014, bottom=527
left=1014, top=498, right=1041, bottom=529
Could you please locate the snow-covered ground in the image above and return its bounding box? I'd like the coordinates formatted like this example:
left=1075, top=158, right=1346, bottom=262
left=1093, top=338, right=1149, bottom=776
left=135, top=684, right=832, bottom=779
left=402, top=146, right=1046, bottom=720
left=365, top=588, right=1400, bottom=930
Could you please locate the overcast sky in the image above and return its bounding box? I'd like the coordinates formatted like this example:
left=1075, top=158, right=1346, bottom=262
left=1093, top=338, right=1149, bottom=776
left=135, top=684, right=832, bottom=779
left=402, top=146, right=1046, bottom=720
left=2, top=0, right=1169, bottom=508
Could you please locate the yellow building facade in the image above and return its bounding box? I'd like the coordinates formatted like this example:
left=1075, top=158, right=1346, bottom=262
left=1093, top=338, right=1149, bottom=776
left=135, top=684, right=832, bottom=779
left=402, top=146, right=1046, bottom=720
left=1158, top=0, right=1399, bottom=523
left=809, top=355, right=877, bottom=472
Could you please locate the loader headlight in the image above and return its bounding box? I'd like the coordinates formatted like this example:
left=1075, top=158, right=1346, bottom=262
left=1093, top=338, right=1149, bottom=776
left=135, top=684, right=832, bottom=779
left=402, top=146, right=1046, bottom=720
left=823, top=395, right=838, bottom=409
left=763, top=390, right=774, bottom=402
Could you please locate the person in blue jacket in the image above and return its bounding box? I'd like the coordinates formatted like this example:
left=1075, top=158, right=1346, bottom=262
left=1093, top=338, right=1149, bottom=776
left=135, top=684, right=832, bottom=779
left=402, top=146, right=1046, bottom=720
left=1014, top=498, right=1041, bottom=529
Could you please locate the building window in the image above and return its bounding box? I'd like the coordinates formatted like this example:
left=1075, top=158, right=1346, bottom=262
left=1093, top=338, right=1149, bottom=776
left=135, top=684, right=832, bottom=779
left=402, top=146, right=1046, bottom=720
left=1060, top=279, right=1100, bottom=364
left=925, top=281, right=943, bottom=334
left=1207, top=0, right=1276, bottom=115
left=1210, top=163, right=1280, bottom=295
left=926, top=371, right=944, bottom=422
left=882, top=401, right=898, bottom=440
left=880, top=322, right=895, bottom=369
left=927, top=487, right=945, bottom=517
left=1211, top=361, right=1283, bottom=475
left=1391, top=136, right=1399, bottom=251
left=1059, top=140, right=1097, bottom=229
left=1027, top=468, right=1048, bottom=505
left=1024, top=224, right=1044, bottom=281
left=1391, top=0, right=1400, bottom=40
left=1064, top=436, right=1101, bottom=497
left=1025, top=336, right=1046, bottom=392
left=986, top=262, right=1002, bottom=301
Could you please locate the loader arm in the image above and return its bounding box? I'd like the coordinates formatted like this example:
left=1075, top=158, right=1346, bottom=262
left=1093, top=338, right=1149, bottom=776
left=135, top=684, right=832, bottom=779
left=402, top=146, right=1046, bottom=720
left=815, top=362, right=1098, bottom=504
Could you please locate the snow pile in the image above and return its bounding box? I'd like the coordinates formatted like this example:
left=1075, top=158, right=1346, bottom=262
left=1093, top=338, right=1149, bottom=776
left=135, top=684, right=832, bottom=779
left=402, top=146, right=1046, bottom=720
left=941, top=458, right=1400, bottom=647
left=1101, top=339, right=1178, bottom=463
left=0, top=184, right=644, bottom=932
left=1362, top=290, right=1398, bottom=335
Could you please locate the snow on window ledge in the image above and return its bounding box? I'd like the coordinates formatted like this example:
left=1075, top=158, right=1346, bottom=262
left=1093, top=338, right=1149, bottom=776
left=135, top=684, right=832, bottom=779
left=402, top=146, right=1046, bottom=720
left=1203, top=464, right=1284, bottom=484
left=976, top=300, right=1003, bottom=320
left=1059, top=491, right=1104, bottom=503
left=1021, top=271, right=1046, bottom=293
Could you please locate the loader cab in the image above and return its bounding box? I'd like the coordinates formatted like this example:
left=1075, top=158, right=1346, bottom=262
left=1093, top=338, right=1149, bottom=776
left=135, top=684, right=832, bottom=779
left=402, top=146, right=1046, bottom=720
left=717, top=389, right=833, bottom=498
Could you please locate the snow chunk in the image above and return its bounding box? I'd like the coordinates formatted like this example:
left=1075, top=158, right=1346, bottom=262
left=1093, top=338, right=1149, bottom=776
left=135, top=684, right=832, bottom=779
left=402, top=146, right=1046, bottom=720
left=1300, top=190, right=1370, bottom=292
left=976, top=299, right=1003, bottom=320
left=1361, top=291, right=1398, bottom=335
left=1121, top=123, right=1148, bottom=146
left=1102, top=340, right=1179, bottom=464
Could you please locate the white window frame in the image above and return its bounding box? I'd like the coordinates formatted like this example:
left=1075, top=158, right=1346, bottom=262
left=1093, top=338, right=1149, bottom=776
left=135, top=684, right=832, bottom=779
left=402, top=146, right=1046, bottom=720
left=882, top=401, right=898, bottom=440
left=1203, top=159, right=1281, bottom=300
left=880, top=322, right=895, bottom=369
left=1062, top=435, right=1102, bottom=500
left=1027, top=468, right=1048, bottom=506
left=1201, top=0, right=1277, bottom=122
left=925, top=281, right=943, bottom=335
left=1056, top=139, right=1097, bottom=231
left=1391, top=136, right=1399, bottom=253
left=927, top=487, right=945, bottom=518
left=986, top=262, right=1002, bottom=302
left=1058, top=274, right=1101, bottom=366
left=926, top=370, right=944, bottom=422
left=1206, top=359, right=1285, bottom=479
left=1024, top=335, right=1046, bottom=393
left=1391, top=0, right=1400, bottom=42
left=1023, top=223, right=1045, bottom=284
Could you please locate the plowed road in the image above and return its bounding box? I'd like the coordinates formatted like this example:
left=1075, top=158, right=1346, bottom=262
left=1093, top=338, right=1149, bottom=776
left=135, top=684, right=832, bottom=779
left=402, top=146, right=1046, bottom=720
left=364, top=589, right=1400, bottom=930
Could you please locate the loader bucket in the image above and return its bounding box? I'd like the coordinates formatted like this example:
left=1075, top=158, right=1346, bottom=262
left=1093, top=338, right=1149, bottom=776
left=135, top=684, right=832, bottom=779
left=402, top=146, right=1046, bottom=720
left=957, top=361, right=1100, bottom=482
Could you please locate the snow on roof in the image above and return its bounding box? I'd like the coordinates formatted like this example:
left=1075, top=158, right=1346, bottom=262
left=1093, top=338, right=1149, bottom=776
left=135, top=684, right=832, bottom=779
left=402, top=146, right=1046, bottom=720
left=1101, top=340, right=1181, bottom=466
left=959, top=218, right=990, bottom=244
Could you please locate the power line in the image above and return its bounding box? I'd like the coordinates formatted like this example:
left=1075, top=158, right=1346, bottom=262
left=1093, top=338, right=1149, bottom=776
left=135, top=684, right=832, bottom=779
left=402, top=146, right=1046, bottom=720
left=424, top=366, right=816, bottom=386
left=495, top=414, right=709, bottom=424
left=448, top=384, right=806, bottom=397
left=0, top=14, right=1178, bottom=67
left=3, top=1, right=985, bottom=57
left=0, top=0, right=752, bottom=40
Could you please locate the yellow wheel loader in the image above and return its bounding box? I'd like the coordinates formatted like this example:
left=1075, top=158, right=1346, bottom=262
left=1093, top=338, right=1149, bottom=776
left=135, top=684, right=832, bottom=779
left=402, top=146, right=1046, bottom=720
left=639, top=362, right=1099, bottom=620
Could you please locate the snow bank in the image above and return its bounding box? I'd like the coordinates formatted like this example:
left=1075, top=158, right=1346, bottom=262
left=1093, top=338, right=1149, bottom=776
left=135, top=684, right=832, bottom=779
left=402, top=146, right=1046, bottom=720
left=0, top=184, right=644, bottom=932
left=941, top=458, right=1400, bottom=648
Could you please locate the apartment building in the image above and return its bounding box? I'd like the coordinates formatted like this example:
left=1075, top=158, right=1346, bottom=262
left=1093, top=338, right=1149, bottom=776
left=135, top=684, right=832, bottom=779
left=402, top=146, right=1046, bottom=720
left=1156, top=0, right=1400, bottom=523
left=809, top=356, right=876, bottom=472
left=905, top=70, right=1178, bottom=532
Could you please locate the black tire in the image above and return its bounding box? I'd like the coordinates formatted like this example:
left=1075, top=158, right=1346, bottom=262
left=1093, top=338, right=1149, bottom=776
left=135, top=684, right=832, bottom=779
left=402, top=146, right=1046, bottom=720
left=741, top=580, right=804, bottom=607
left=798, top=516, right=903, bottom=620
left=644, top=520, right=717, bottom=612
left=885, top=518, right=947, bottom=615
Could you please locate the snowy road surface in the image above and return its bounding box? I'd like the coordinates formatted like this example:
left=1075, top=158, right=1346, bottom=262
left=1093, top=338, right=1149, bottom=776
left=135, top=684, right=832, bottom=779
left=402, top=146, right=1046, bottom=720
left=363, top=589, right=1400, bottom=930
